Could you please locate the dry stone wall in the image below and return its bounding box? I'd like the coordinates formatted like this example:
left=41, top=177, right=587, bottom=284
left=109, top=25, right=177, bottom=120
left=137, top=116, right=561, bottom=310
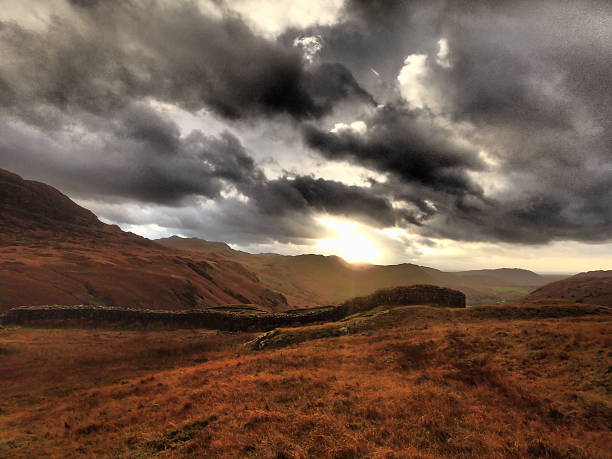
left=0, top=285, right=465, bottom=331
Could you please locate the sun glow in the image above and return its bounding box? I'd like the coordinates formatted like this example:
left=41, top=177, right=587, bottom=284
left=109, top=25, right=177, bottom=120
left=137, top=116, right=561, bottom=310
left=315, top=217, right=380, bottom=264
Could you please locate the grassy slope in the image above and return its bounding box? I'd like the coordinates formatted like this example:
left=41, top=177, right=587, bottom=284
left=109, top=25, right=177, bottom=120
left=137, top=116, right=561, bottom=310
left=526, top=271, right=612, bottom=307
left=0, top=303, right=610, bottom=458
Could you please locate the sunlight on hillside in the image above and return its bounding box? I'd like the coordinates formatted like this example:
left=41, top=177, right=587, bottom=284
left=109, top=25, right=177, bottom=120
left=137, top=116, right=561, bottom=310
left=316, top=217, right=380, bottom=263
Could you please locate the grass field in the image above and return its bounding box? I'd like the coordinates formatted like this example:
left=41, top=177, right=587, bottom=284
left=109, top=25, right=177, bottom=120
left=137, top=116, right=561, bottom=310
left=490, top=286, right=532, bottom=297
left=0, top=303, right=610, bottom=458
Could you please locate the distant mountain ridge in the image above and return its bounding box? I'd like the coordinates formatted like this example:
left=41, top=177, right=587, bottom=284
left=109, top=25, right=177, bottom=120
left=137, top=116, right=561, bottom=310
left=455, top=268, right=547, bottom=286
left=156, top=236, right=561, bottom=306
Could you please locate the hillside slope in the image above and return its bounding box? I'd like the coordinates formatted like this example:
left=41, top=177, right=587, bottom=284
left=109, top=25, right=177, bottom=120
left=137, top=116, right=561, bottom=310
left=0, top=169, right=287, bottom=312
left=526, top=270, right=612, bottom=307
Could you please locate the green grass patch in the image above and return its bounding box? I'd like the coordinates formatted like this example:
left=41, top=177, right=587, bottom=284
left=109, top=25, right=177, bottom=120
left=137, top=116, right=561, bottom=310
left=490, top=286, right=532, bottom=296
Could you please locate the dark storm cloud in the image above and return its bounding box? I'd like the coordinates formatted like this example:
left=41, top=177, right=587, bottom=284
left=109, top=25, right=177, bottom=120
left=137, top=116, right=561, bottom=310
left=246, top=176, right=412, bottom=228
left=0, top=0, right=370, bottom=124
left=427, top=1, right=612, bottom=243
left=279, top=0, right=428, bottom=98
left=425, top=184, right=612, bottom=245
left=1, top=0, right=611, bottom=248
left=0, top=103, right=410, bottom=240
left=303, top=104, right=485, bottom=196
left=115, top=105, right=182, bottom=156
left=0, top=106, right=255, bottom=205
left=283, top=0, right=612, bottom=244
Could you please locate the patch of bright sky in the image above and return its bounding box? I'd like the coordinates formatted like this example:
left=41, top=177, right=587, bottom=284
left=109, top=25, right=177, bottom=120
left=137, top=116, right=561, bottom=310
left=315, top=217, right=381, bottom=264
left=436, top=38, right=452, bottom=68
left=305, top=161, right=388, bottom=186
left=147, top=100, right=229, bottom=137
left=0, top=0, right=72, bottom=31
left=398, top=234, right=612, bottom=274
left=330, top=120, right=367, bottom=135
left=293, top=35, right=323, bottom=64
left=218, top=0, right=344, bottom=38
left=220, top=186, right=249, bottom=203
left=397, top=38, right=453, bottom=113
left=397, top=54, right=432, bottom=110
left=372, top=227, right=612, bottom=273
left=98, top=214, right=179, bottom=240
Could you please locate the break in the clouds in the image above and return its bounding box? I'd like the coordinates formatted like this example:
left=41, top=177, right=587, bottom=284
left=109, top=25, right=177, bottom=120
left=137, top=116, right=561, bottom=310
left=0, top=0, right=611, bottom=268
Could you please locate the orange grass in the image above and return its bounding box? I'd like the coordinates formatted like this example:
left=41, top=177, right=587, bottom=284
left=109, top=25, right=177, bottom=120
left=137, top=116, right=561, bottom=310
left=0, top=310, right=610, bottom=458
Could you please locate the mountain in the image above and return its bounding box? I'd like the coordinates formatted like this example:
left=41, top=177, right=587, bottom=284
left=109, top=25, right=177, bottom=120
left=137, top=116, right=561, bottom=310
left=525, top=270, right=612, bottom=307
left=455, top=268, right=549, bottom=286
left=156, top=237, right=541, bottom=306
left=157, top=236, right=453, bottom=305
left=0, top=169, right=287, bottom=313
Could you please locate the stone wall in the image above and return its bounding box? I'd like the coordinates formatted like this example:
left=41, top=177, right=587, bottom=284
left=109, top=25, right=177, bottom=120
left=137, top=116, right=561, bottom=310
left=0, top=304, right=344, bottom=331
left=0, top=285, right=465, bottom=331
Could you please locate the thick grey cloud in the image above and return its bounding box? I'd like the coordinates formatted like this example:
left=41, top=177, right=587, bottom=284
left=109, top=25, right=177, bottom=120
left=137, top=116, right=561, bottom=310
left=1, top=0, right=611, bottom=249
left=279, top=0, right=430, bottom=99
left=0, top=103, right=410, bottom=241
left=303, top=105, right=485, bottom=196
left=0, top=107, right=251, bottom=205
left=246, top=175, right=412, bottom=228
left=291, top=0, right=612, bottom=244
left=0, top=0, right=370, bottom=124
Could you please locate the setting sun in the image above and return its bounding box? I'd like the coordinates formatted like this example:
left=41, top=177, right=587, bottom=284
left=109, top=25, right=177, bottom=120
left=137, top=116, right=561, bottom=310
left=315, top=217, right=380, bottom=264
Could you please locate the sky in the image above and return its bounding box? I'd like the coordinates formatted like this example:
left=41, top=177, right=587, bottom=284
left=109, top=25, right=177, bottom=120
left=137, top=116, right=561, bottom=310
left=0, top=0, right=611, bottom=273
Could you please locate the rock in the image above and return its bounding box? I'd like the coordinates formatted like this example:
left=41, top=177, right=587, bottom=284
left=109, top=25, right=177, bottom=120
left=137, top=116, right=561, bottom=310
left=246, top=329, right=280, bottom=350
left=258, top=290, right=288, bottom=309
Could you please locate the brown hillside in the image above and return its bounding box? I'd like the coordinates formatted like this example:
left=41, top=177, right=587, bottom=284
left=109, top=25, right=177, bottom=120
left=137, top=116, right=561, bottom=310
left=0, top=169, right=287, bottom=312
left=525, top=270, right=612, bottom=307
